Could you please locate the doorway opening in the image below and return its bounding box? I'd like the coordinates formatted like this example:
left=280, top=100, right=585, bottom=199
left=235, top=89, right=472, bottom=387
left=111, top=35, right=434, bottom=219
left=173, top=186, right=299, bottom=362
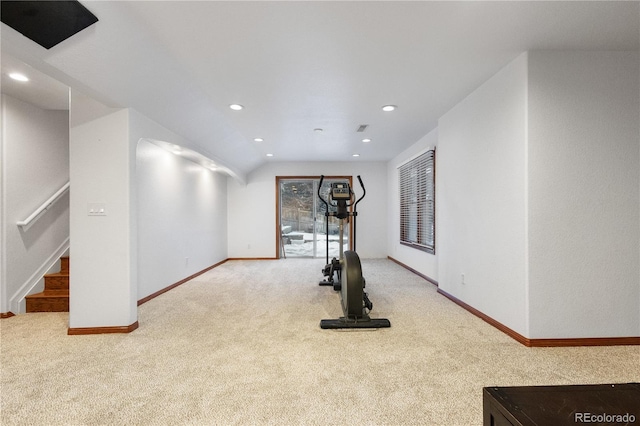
left=276, top=176, right=352, bottom=258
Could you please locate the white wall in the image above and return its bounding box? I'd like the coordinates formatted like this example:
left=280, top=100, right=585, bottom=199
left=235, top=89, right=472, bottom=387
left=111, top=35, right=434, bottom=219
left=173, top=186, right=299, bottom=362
left=69, top=93, right=137, bottom=329
left=1, top=95, right=69, bottom=314
left=437, top=53, right=529, bottom=336
left=136, top=139, right=227, bottom=300
left=228, top=161, right=387, bottom=259
left=386, top=128, right=438, bottom=281
left=433, top=50, right=639, bottom=340
left=69, top=91, right=231, bottom=329
left=527, top=51, right=640, bottom=338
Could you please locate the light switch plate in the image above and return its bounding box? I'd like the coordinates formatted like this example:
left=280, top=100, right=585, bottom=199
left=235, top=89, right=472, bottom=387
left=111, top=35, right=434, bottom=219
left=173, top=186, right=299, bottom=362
left=88, top=203, right=107, bottom=216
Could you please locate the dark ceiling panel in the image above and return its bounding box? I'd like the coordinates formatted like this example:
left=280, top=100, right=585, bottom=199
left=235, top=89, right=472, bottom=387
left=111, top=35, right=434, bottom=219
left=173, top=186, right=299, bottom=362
left=1, top=1, right=98, bottom=49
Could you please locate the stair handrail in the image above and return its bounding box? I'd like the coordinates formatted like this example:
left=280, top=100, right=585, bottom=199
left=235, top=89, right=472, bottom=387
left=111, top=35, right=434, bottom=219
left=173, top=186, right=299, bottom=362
left=17, top=181, right=70, bottom=230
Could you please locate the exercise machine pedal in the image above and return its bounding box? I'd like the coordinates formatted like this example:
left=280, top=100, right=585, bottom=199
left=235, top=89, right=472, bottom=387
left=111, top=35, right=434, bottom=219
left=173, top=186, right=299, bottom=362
left=320, top=318, right=391, bottom=329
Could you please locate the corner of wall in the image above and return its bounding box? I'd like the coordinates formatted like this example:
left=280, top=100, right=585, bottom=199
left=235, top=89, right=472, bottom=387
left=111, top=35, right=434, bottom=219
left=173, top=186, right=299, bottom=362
left=527, top=50, right=640, bottom=338
left=437, top=52, right=529, bottom=337
left=0, top=95, right=7, bottom=314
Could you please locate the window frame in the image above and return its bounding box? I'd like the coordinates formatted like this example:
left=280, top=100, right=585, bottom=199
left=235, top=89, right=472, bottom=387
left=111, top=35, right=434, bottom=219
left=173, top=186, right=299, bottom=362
left=398, top=149, right=435, bottom=254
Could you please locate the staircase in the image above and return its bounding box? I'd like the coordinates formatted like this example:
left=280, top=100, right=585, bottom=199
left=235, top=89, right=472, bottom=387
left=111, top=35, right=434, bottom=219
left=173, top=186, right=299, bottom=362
left=25, top=256, right=69, bottom=312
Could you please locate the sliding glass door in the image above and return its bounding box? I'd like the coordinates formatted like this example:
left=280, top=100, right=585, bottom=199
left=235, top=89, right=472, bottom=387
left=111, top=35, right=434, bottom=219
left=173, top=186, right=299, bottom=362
left=278, top=177, right=351, bottom=258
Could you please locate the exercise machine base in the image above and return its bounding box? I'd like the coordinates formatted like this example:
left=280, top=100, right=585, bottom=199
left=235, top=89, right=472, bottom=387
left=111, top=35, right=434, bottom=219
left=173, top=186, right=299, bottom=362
left=320, top=317, right=391, bottom=329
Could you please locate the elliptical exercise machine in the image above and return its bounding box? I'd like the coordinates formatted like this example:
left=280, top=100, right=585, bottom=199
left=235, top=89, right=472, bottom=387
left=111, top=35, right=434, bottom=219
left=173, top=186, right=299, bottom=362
left=317, top=175, right=391, bottom=329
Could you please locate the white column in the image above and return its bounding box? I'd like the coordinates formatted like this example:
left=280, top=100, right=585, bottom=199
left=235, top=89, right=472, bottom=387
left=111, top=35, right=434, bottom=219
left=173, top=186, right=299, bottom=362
left=68, top=91, right=137, bottom=331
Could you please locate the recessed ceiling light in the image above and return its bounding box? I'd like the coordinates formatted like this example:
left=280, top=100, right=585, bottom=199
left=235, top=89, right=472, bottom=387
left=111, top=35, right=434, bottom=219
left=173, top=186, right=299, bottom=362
left=9, top=73, right=29, bottom=82
left=266, top=153, right=274, bottom=157
left=254, top=138, right=264, bottom=142
left=314, top=128, right=323, bottom=133
left=382, top=105, right=397, bottom=112
left=229, top=104, right=244, bottom=111
left=362, top=138, right=371, bottom=143
left=352, top=154, right=360, bottom=157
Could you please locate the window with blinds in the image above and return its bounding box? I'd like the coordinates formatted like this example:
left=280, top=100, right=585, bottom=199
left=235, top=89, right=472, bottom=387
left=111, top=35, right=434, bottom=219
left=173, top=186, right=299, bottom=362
left=399, top=149, right=435, bottom=254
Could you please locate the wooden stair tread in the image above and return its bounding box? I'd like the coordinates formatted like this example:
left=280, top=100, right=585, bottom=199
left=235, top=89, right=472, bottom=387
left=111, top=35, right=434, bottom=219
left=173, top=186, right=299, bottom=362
left=26, top=290, right=69, bottom=298
left=44, top=272, right=69, bottom=278
left=26, top=256, right=70, bottom=313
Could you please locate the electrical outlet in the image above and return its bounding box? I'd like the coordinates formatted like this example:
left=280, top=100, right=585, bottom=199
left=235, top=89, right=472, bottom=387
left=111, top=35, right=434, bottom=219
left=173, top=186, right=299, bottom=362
left=461, top=273, right=466, bottom=285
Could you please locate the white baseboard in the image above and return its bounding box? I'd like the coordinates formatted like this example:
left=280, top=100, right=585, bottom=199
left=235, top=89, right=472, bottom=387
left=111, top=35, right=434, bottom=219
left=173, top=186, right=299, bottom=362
left=10, top=237, right=70, bottom=314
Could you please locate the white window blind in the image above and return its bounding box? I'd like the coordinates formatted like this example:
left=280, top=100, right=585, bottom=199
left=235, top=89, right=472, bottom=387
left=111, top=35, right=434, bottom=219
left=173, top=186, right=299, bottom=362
left=399, top=149, right=435, bottom=254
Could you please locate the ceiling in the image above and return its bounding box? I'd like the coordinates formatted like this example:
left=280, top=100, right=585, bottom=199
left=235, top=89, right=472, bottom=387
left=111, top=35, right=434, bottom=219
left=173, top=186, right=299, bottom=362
left=2, top=1, right=638, bottom=179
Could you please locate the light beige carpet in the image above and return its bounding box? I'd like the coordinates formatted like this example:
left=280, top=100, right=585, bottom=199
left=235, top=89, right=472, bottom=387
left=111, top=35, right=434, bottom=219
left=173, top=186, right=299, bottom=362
left=1, top=259, right=638, bottom=425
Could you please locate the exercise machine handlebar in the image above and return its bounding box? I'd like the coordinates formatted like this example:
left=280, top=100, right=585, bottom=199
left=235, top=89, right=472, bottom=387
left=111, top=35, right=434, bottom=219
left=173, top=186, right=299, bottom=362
left=318, top=175, right=328, bottom=209
left=353, top=175, right=365, bottom=252
left=318, top=175, right=330, bottom=264
left=317, top=175, right=365, bottom=208
left=317, top=175, right=366, bottom=255
left=355, top=175, right=366, bottom=208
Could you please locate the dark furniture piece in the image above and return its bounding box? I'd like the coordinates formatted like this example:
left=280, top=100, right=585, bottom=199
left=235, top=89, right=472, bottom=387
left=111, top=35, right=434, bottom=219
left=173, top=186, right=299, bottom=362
left=483, top=383, right=640, bottom=426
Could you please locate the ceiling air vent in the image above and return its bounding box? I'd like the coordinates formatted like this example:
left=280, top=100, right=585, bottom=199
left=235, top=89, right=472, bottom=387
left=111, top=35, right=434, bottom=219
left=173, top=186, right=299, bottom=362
left=356, top=124, right=369, bottom=133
